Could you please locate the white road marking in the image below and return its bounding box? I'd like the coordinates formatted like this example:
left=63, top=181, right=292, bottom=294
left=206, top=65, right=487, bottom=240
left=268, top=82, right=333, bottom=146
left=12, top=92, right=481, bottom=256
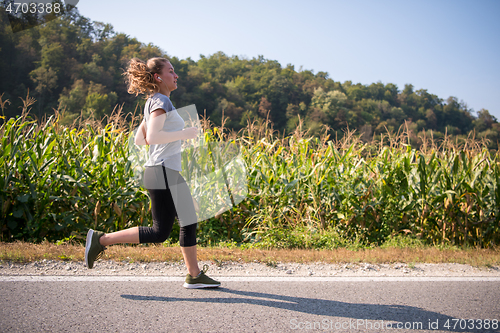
left=0, top=276, right=499, bottom=282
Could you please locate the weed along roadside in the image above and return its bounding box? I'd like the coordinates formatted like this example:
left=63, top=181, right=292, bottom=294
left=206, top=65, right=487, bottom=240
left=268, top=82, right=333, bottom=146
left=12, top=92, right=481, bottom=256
left=0, top=241, right=499, bottom=268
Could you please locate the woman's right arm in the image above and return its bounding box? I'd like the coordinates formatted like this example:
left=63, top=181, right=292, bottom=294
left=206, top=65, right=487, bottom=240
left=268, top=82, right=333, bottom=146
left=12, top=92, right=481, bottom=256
left=146, top=108, right=198, bottom=145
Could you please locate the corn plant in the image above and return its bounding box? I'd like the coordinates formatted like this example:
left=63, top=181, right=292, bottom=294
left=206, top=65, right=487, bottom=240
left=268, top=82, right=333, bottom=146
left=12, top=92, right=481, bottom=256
left=1, top=98, right=499, bottom=248
left=0, top=106, right=150, bottom=242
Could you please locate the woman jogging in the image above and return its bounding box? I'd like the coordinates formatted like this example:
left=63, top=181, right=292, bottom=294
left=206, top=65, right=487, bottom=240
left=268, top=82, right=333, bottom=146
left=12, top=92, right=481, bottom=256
left=84, top=57, right=220, bottom=289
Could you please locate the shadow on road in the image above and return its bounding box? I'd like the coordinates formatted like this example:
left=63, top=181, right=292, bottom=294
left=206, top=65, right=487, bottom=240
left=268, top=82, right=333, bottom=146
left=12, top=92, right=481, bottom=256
left=121, top=288, right=498, bottom=332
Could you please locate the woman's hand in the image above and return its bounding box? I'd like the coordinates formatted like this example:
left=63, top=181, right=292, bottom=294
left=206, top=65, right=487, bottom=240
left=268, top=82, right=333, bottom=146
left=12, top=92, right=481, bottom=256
left=182, top=127, right=199, bottom=140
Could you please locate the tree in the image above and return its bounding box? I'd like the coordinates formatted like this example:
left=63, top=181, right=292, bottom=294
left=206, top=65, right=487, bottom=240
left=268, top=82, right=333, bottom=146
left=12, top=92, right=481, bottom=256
left=425, top=109, right=437, bottom=129
left=310, top=87, right=348, bottom=128
left=30, top=66, right=57, bottom=118
left=258, top=96, right=272, bottom=118
left=82, top=81, right=117, bottom=119
left=474, top=109, right=497, bottom=132
left=58, top=79, right=87, bottom=112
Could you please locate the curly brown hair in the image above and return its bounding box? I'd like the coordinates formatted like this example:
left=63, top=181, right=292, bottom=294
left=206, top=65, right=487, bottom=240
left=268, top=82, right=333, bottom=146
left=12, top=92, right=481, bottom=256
left=123, top=57, right=170, bottom=97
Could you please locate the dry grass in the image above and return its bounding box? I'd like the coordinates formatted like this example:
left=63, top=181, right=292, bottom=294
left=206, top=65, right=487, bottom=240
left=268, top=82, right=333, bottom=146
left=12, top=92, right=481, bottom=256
left=0, top=241, right=499, bottom=267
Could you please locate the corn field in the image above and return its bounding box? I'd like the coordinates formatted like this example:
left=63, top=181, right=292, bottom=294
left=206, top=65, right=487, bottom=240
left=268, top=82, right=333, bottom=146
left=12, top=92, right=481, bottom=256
left=1, top=98, right=499, bottom=248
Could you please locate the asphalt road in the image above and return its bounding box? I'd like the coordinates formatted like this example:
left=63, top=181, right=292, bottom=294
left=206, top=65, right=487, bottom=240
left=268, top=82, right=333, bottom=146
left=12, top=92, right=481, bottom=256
left=1, top=277, right=499, bottom=332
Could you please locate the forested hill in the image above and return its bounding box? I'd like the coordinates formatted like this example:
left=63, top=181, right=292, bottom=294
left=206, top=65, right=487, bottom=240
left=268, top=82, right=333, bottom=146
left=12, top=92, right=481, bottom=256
left=1, top=4, right=499, bottom=149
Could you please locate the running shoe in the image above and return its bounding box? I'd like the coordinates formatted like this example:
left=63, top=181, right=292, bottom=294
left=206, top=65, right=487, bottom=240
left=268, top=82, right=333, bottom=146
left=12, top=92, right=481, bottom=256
left=84, top=229, right=106, bottom=269
left=183, top=264, right=221, bottom=289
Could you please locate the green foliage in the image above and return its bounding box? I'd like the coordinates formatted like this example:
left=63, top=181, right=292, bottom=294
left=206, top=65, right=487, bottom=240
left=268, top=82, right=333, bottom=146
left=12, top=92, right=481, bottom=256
left=235, top=120, right=500, bottom=249
left=1, top=101, right=499, bottom=248
left=380, top=234, right=426, bottom=249
left=58, top=80, right=87, bottom=115
left=83, top=90, right=117, bottom=119
left=0, top=111, right=149, bottom=242
left=248, top=226, right=352, bottom=250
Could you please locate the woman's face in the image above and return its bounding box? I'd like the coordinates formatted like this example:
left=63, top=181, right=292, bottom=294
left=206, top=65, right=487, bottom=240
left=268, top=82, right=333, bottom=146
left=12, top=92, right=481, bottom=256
left=157, top=61, right=178, bottom=92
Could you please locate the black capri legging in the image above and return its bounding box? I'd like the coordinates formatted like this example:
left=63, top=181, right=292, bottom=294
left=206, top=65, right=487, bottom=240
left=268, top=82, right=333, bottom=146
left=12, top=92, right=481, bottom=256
left=139, top=164, right=197, bottom=247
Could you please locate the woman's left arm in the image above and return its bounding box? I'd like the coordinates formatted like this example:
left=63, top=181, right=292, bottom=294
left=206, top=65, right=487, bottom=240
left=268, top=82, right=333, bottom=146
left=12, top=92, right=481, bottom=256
left=134, top=119, right=148, bottom=145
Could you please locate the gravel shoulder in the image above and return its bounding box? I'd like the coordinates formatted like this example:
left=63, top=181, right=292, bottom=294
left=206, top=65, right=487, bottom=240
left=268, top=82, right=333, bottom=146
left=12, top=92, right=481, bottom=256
left=1, top=260, right=499, bottom=277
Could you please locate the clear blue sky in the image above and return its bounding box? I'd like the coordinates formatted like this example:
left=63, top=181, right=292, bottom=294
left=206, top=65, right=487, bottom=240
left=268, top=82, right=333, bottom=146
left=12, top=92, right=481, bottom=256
left=76, top=0, right=500, bottom=119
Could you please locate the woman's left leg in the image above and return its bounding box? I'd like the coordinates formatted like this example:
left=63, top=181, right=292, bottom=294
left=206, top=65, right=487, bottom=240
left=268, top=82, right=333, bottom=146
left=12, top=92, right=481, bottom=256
left=181, top=244, right=200, bottom=277
left=167, top=168, right=219, bottom=287
left=170, top=169, right=201, bottom=277
left=180, top=222, right=220, bottom=288
left=99, top=227, right=140, bottom=246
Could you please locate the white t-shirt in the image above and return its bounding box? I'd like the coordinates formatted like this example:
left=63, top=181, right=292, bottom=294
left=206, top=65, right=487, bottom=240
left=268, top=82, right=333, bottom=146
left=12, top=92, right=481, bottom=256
left=143, top=93, right=185, bottom=171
